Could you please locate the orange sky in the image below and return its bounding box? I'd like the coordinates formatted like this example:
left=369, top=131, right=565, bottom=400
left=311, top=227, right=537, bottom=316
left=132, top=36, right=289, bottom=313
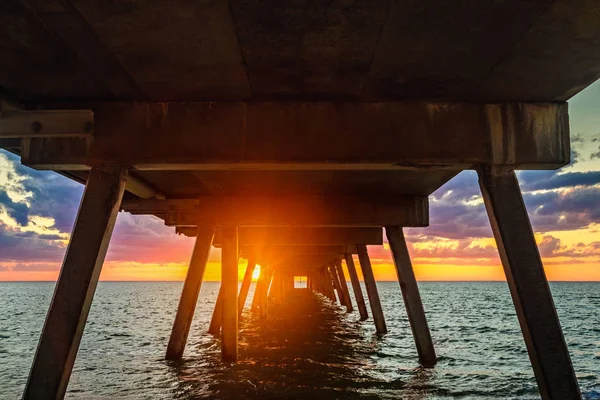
left=1, top=243, right=598, bottom=282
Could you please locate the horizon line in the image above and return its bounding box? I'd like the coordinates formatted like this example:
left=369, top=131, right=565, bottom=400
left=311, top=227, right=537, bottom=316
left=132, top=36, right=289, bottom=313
left=2, top=279, right=599, bottom=283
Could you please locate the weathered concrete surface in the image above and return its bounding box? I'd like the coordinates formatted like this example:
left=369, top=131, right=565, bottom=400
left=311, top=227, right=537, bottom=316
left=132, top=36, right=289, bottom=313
left=238, top=258, right=256, bottom=316
left=23, top=167, right=127, bottom=400
left=478, top=167, right=580, bottom=400
left=386, top=227, right=436, bottom=367
left=122, top=196, right=428, bottom=227
left=357, top=245, right=387, bottom=334
left=2, top=1, right=599, bottom=102
left=345, top=253, right=368, bottom=320
left=68, top=0, right=250, bottom=100
left=166, top=226, right=215, bottom=360
left=220, top=227, right=239, bottom=361
left=184, top=227, right=383, bottom=246
left=328, top=264, right=345, bottom=306
left=23, top=102, right=569, bottom=171
left=334, top=261, right=353, bottom=313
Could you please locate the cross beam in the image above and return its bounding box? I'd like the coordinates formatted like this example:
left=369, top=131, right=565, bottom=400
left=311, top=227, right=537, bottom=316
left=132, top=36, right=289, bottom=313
left=121, top=196, right=427, bottom=227
left=240, top=245, right=355, bottom=258
left=180, top=227, right=383, bottom=246
left=246, top=246, right=352, bottom=266
left=20, top=101, right=568, bottom=170
left=0, top=107, right=93, bottom=138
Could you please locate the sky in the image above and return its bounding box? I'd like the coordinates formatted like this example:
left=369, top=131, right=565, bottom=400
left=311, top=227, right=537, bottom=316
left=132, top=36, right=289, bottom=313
left=1, top=82, right=600, bottom=282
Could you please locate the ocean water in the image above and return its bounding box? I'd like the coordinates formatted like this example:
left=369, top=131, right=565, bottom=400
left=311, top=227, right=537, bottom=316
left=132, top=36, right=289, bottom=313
left=0, top=281, right=599, bottom=399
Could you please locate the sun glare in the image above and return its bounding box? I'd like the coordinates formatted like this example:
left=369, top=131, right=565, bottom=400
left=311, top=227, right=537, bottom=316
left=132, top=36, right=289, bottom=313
left=252, top=265, right=261, bottom=280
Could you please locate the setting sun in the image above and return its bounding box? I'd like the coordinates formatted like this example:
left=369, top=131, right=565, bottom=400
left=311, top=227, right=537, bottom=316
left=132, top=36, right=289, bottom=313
left=252, top=265, right=262, bottom=281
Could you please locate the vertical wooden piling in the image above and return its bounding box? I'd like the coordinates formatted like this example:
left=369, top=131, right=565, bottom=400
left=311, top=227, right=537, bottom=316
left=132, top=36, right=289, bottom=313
left=166, top=226, right=215, bottom=360
left=238, top=258, right=256, bottom=316
left=345, top=253, right=368, bottom=320
left=478, top=167, right=580, bottom=399
left=220, top=226, right=239, bottom=361
left=335, top=261, right=353, bottom=312
left=24, top=167, right=127, bottom=400
left=357, top=245, right=387, bottom=334
left=386, top=227, right=436, bottom=367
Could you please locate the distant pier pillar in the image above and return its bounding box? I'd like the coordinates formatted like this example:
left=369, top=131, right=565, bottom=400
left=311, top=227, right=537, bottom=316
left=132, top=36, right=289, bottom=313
left=345, top=253, right=368, bottom=320
left=328, top=265, right=343, bottom=305
left=357, top=245, right=388, bottom=334
left=386, top=227, right=436, bottom=367
left=268, top=269, right=280, bottom=301
left=238, top=258, right=256, bottom=316
left=335, top=261, right=353, bottom=312
left=207, top=290, right=223, bottom=334
left=166, top=226, right=215, bottom=360
left=478, top=166, right=580, bottom=399
left=251, top=265, right=265, bottom=312
left=253, top=265, right=272, bottom=317
left=23, top=167, right=127, bottom=400
left=220, top=226, right=239, bottom=361
left=322, top=268, right=336, bottom=301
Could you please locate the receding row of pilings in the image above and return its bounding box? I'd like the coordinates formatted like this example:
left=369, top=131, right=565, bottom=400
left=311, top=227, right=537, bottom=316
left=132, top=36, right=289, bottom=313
left=19, top=167, right=582, bottom=400
left=158, top=222, right=441, bottom=370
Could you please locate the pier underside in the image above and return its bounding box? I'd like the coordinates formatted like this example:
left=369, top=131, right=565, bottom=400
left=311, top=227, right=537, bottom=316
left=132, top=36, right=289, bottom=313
left=2, top=0, right=598, bottom=398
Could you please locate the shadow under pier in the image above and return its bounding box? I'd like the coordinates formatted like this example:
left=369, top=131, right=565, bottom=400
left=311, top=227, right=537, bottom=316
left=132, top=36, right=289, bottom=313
left=170, top=290, right=406, bottom=400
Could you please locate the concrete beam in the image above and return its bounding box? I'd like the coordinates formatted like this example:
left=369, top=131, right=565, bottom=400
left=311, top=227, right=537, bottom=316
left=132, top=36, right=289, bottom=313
left=180, top=227, right=382, bottom=246
left=0, top=109, right=93, bottom=138
left=126, top=173, right=166, bottom=199
left=22, top=102, right=569, bottom=170
left=121, top=196, right=428, bottom=227
left=240, top=245, right=353, bottom=258
left=478, top=166, right=580, bottom=399
left=263, top=255, right=344, bottom=269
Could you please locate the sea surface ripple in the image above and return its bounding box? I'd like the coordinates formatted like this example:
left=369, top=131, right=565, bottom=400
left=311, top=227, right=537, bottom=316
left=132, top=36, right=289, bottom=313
left=0, top=281, right=599, bottom=399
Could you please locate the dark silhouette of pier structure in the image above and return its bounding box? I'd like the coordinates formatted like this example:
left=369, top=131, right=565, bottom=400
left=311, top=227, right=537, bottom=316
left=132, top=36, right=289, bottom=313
left=1, top=1, right=598, bottom=399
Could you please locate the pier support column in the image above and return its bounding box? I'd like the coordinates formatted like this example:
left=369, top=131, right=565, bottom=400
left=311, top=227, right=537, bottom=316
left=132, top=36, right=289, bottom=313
left=335, top=261, right=353, bottom=313
left=268, top=269, right=278, bottom=301
left=478, top=166, right=580, bottom=400
left=260, top=267, right=274, bottom=318
left=345, top=253, right=368, bottom=320
left=328, top=265, right=344, bottom=305
left=322, top=268, right=336, bottom=301
left=386, top=227, right=436, bottom=367
left=220, top=226, right=239, bottom=361
left=251, top=265, right=265, bottom=312
left=166, top=226, right=215, bottom=360
left=357, top=245, right=388, bottom=334
left=208, top=291, right=223, bottom=334
left=238, top=258, right=256, bottom=316
left=24, top=167, right=127, bottom=400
